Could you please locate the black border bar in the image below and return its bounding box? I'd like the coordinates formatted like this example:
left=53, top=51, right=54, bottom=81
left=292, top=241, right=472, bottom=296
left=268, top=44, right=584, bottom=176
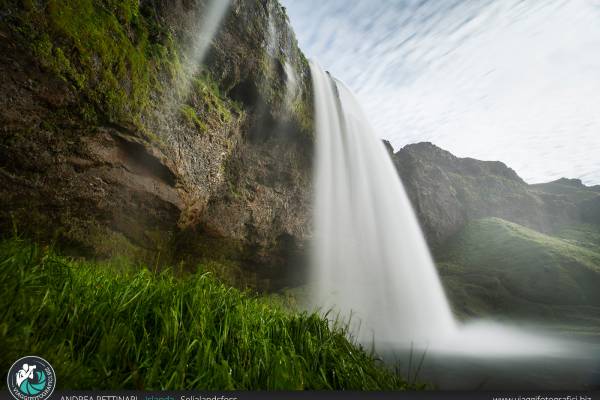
left=1, top=390, right=597, bottom=400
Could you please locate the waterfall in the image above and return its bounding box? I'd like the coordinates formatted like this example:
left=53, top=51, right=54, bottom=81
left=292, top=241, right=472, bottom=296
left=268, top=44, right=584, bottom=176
left=308, top=61, right=573, bottom=358
left=170, top=0, right=231, bottom=104
left=309, top=61, right=456, bottom=347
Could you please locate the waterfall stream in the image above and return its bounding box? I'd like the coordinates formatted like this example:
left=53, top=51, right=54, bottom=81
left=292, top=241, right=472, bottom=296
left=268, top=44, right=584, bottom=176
left=308, top=61, right=584, bottom=363
left=309, top=61, right=455, bottom=346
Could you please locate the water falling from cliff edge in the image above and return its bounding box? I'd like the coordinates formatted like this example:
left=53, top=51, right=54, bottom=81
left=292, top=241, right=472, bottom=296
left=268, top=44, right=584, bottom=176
left=307, top=61, right=583, bottom=360
left=309, top=61, right=455, bottom=346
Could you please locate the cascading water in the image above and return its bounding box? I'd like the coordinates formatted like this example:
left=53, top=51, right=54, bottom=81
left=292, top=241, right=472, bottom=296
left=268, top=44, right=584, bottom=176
left=309, top=61, right=455, bottom=346
left=308, top=61, right=580, bottom=360
left=187, top=0, right=231, bottom=75
left=160, top=0, right=230, bottom=121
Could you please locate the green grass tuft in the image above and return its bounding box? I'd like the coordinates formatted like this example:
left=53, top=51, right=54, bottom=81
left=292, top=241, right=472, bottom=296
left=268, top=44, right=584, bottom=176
left=0, top=238, right=413, bottom=390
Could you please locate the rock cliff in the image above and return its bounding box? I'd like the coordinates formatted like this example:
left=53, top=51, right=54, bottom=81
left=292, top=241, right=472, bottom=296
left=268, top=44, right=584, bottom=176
left=0, top=0, right=313, bottom=288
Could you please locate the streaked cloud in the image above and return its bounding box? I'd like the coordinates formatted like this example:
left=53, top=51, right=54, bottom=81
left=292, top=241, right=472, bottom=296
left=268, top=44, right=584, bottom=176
left=282, top=0, right=600, bottom=184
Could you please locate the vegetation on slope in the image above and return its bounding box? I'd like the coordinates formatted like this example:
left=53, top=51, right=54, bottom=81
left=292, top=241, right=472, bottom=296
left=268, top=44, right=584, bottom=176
left=14, top=0, right=169, bottom=122
left=532, top=178, right=600, bottom=203
left=554, top=224, right=600, bottom=253
left=437, top=218, right=600, bottom=326
left=5, top=0, right=240, bottom=135
left=0, top=238, right=414, bottom=390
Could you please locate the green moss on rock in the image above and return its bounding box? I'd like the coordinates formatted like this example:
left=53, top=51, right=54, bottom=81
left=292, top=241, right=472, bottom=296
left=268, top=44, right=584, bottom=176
left=180, top=104, right=207, bottom=133
left=12, top=0, right=180, bottom=124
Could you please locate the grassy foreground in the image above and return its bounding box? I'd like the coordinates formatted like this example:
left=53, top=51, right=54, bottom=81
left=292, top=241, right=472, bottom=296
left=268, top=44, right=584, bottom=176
left=0, top=238, right=413, bottom=390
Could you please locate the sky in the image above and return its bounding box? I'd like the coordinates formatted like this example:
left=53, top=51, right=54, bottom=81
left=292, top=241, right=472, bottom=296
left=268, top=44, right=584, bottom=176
left=281, top=0, right=600, bottom=185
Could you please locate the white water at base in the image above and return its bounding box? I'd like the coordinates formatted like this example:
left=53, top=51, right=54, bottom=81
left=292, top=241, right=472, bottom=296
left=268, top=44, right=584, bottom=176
left=309, top=61, right=572, bottom=357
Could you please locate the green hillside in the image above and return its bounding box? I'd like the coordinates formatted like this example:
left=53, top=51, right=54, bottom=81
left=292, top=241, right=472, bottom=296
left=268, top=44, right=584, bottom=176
left=0, top=238, right=415, bottom=390
left=554, top=224, right=600, bottom=252
left=437, top=217, right=600, bottom=327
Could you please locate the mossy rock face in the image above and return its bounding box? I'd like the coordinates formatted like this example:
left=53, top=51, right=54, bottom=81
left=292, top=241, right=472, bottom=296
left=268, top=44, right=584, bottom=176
left=0, top=0, right=314, bottom=288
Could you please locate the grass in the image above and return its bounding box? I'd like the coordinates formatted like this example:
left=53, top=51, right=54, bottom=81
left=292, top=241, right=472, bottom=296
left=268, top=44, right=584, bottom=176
left=554, top=224, right=600, bottom=252
left=0, top=238, right=415, bottom=390
left=437, top=217, right=600, bottom=325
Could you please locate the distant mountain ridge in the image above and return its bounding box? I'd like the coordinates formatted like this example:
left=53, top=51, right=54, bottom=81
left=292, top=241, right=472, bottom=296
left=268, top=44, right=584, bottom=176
left=386, top=141, right=600, bottom=250
left=538, top=177, right=600, bottom=192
